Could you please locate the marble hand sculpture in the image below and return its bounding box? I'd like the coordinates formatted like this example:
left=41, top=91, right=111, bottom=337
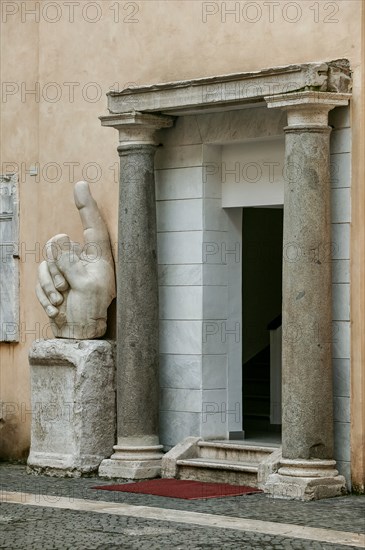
left=36, top=181, right=116, bottom=339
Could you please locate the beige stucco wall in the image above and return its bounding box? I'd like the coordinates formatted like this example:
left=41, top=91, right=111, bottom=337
left=0, top=0, right=364, bottom=487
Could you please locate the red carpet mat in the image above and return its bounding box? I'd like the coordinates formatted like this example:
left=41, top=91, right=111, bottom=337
left=93, top=479, right=262, bottom=500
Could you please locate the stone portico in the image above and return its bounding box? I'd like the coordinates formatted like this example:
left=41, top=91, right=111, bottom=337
left=98, top=60, right=352, bottom=499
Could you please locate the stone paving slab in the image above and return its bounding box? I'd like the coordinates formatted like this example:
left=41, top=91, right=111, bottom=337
left=0, top=501, right=362, bottom=550
left=1, top=465, right=364, bottom=535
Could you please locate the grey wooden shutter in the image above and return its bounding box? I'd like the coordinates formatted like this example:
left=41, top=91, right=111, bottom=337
left=0, top=174, right=19, bottom=342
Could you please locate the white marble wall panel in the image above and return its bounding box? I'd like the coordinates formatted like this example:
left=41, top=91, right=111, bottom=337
left=203, top=286, right=228, bottom=319
left=334, top=421, right=351, bottom=462
left=221, top=138, right=285, bottom=207
left=203, top=264, right=228, bottom=285
left=201, top=320, right=230, bottom=356
left=160, top=388, right=202, bottom=412
left=202, top=231, right=239, bottom=265
left=203, top=144, right=223, bottom=199
left=160, top=320, right=202, bottom=355
left=202, top=355, right=227, bottom=389
left=155, top=167, right=203, bottom=200
left=330, top=128, right=351, bottom=154
left=156, top=138, right=228, bottom=444
left=204, top=198, right=228, bottom=231
left=157, top=231, right=203, bottom=264
left=160, top=355, right=202, bottom=389
left=332, top=260, right=350, bottom=284
left=158, top=264, right=203, bottom=286
left=332, top=321, right=350, bottom=360
left=225, top=208, right=243, bottom=435
left=159, top=411, right=201, bottom=449
left=330, top=153, right=351, bottom=188
left=332, top=223, right=350, bottom=260
left=333, top=358, right=350, bottom=398
left=333, top=396, right=350, bottom=423
left=157, top=116, right=203, bottom=148
left=331, top=188, right=351, bottom=224
left=155, top=144, right=203, bottom=169
left=201, top=388, right=229, bottom=439
left=159, top=286, right=202, bottom=320
left=329, top=105, right=350, bottom=129
left=332, top=284, right=350, bottom=321
left=157, top=199, right=203, bottom=232
left=330, top=106, right=351, bottom=487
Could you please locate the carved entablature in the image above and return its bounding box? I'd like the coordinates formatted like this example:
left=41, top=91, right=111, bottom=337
left=302, top=59, right=352, bottom=94
left=105, top=60, right=352, bottom=116
left=327, top=59, right=352, bottom=93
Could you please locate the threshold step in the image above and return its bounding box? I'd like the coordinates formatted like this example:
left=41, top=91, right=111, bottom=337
left=198, top=441, right=275, bottom=453
left=177, top=458, right=259, bottom=473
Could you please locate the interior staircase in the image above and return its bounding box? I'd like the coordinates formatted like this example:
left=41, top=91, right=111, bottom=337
left=243, top=345, right=271, bottom=433
left=162, top=439, right=280, bottom=487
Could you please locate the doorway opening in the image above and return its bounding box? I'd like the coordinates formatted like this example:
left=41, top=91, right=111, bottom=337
left=242, top=207, right=283, bottom=444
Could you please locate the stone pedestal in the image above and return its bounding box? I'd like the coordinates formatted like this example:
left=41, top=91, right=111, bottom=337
left=263, top=91, right=350, bottom=499
left=27, top=339, right=115, bottom=477
left=265, top=459, right=346, bottom=501
left=98, top=112, right=174, bottom=479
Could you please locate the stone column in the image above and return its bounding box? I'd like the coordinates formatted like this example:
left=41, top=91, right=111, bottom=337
left=264, top=91, right=350, bottom=500
left=98, top=112, right=174, bottom=479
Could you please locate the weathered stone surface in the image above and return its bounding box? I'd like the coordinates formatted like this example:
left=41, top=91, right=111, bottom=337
left=107, top=61, right=352, bottom=115
left=264, top=456, right=347, bottom=500
left=162, top=436, right=202, bottom=478
left=265, top=472, right=347, bottom=501
left=0, top=173, right=19, bottom=342
left=327, top=59, right=352, bottom=93
left=262, top=91, right=349, bottom=500
left=99, top=113, right=174, bottom=479
left=257, top=448, right=282, bottom=487
left=265, top=92, right=350, bottom=462
left=281, top=124, right=334, bottom=459
left=99, top=448, right=163, bottom=480
left=36, top=181, right=116, bottom=340
left=27, top=339, right=116, bottom=477
left=116, top=145, right=160, bottom=443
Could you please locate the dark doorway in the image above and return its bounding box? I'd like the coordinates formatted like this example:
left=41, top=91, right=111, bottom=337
left=242, top=207, right=283, bottom=441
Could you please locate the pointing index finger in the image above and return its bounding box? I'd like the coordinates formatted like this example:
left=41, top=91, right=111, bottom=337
left=74, top=181, right=112, bottom=259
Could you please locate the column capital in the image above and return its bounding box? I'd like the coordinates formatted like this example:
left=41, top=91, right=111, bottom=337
left=99, top=111, right=175, bottom=146
left=265, top=91, right=351, bottom=128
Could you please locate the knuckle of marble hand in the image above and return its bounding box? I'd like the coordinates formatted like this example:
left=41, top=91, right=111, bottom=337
left=38, top=261, right=48, bottom=279
left=40, top=277, right=57, bottom=297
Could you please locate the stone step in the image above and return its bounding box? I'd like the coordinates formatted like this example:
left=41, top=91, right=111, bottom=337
left=197, top=441, right=275, bottom=462
left=176, top=458, right=259, bottom=486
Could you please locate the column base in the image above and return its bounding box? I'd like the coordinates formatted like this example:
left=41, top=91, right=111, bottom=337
left=27, top=452, right=107, bottom=478
left=98, top=444, right=164, bottom=480
left=264, top=458, right=347, bottom=500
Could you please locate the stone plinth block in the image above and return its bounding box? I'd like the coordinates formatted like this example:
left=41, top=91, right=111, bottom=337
left=27, top=339, right=116, bottom=477
left=264, top=458, right=346, bottom=501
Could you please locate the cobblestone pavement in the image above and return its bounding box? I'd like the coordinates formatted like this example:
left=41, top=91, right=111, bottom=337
left=0, top=464, right=364, bottom=549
